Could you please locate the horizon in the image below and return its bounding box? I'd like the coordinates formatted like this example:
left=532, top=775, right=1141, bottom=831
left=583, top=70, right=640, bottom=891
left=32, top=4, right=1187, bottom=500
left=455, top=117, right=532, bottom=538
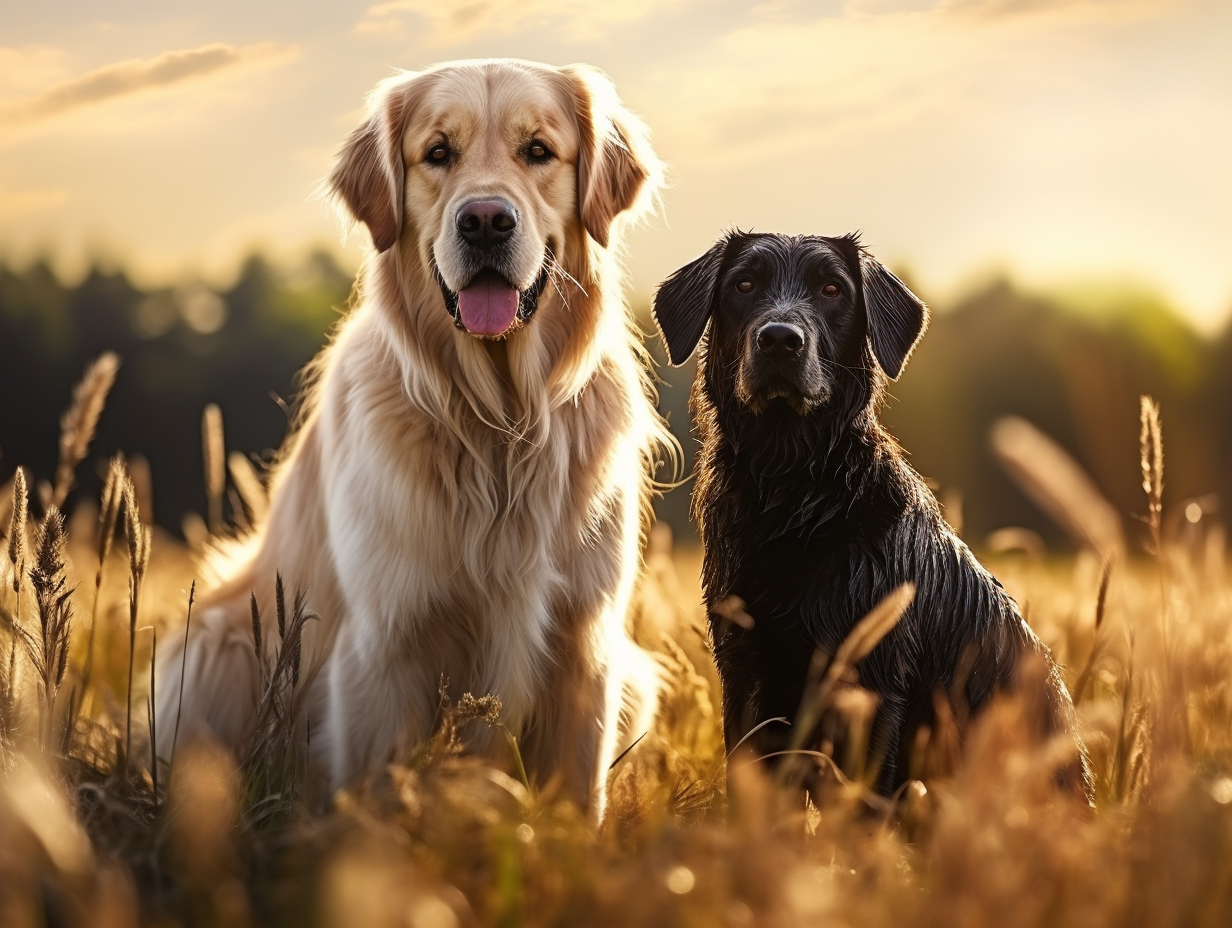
left=4, top=244, right=1223, bottom=343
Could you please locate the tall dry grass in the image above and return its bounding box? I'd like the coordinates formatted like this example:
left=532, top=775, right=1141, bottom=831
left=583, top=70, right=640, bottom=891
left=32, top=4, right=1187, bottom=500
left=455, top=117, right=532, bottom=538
left=1, top=363, right=1232, bottom=927
left=51, top=353, right=119, bottom=512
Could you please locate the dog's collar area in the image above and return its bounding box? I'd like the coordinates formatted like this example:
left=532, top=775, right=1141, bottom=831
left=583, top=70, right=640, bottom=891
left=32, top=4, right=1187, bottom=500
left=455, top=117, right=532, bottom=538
left=433, top=252, right=552, bottom=338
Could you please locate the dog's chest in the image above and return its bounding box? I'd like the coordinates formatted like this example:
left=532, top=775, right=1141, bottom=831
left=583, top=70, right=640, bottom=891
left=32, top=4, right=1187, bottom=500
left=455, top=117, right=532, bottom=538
left=324, top=345, right=640, bottom=729
left=439, top=422, right=628, bottom=722
left=704, top=466, right=903, bottom=641
left=440, top=424, right=597, bottom=582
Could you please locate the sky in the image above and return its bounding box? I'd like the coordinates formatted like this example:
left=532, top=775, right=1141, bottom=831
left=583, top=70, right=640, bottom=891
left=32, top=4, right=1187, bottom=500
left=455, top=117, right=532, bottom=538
left=1, top=0, right=1230, bottom=329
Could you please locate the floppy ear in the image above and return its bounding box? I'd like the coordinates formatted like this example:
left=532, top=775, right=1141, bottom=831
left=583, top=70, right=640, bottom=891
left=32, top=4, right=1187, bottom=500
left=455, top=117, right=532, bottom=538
left=327, top=77, right=415, bottom=254
left=564, top=65, right=664, bottom=248
left=652, top=240, right=728, bottom=366
left=858, top=249, right=929, bottom=380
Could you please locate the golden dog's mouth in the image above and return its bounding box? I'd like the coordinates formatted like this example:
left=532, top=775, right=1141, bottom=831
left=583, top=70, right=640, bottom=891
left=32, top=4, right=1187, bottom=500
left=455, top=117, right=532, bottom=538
left=434, top=252, right=552, bottom=339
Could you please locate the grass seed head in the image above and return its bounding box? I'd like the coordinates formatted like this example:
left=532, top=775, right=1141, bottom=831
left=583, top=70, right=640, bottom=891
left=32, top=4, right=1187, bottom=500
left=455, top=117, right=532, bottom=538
left=122, top=478, right=150, bottom=585
left=97, top=453, right=126, bottom=581
left=8, top=467, right=27, bottom=594
left=31, top=506, right=67, bottom=601
left=275, top=573, right=286, bottom=642
left=202, top=404, right=225, bottom=532
left=1139, top=395, right=1164, bottom=551
left=22, top=507, right=74, bottom=748
left=250, top=592, right=262, bottom=659
left=53, top=352, right=119, bottom=509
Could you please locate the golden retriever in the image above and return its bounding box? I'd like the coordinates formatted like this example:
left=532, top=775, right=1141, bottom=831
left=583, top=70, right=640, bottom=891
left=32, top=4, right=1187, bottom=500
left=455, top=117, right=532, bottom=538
left=156, top=59, right=671, bottom=820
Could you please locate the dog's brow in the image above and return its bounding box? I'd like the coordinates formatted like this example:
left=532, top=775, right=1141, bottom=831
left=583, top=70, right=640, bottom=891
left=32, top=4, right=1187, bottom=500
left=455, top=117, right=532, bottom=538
left=728, top=252, right=762, bottom=278
left=811, top=254, right=847, bottom=277
left=799, top=245, right=854, bottom=285
left=414, top=111, right=476, bottom=150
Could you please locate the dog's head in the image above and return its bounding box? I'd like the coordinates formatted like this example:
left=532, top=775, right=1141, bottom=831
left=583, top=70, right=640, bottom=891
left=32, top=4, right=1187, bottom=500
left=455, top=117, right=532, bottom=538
left=652, top=232, right=927, bottom=416
left=327, top=59, right=660, bottom=340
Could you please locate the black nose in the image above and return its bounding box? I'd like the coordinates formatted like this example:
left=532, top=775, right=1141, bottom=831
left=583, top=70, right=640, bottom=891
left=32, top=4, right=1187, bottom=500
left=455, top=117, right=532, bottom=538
left=456, top=198, right=517, bottom=248
left=755, top=322, right=805, bottom=358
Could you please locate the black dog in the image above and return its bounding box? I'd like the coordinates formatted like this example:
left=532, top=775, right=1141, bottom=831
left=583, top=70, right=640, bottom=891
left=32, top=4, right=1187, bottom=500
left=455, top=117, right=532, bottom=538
left=653, top=231, right=1090, bottom=798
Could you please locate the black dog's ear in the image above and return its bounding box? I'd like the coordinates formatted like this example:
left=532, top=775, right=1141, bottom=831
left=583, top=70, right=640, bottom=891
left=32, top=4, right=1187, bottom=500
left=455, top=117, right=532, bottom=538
left=652, top=240, right=728, bottom=366
left=852, top=245, right=928, bottom=380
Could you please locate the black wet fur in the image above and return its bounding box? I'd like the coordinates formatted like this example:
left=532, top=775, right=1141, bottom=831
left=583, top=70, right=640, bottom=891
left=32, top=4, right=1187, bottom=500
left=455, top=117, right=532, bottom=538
left=653, top=231, right=1092, bottom=799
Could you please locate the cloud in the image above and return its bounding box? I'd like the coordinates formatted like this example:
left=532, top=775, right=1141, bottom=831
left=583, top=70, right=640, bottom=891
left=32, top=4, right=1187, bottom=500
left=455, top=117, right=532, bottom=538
left=933, top=0, right=1177, bottom=21
left=356, top=0, right=684, bottom=44
left=636, top=12, right=974, bottom=164
left=3, top=42, right=296, bottom=126
left=638, top=0, right=1194, bottom=168
left=844, top=0, right=1178, bottom=20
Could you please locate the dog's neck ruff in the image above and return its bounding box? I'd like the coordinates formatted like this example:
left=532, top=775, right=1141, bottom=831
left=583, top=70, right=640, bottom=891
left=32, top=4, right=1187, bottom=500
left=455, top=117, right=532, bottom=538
left=433, top=252, right=553, bottom=338
left=704, top=373, right=894, bottom=540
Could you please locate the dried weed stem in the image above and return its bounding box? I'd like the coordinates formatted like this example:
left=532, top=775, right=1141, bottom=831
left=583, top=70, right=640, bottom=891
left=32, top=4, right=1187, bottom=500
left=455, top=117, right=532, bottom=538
left=123, top=478, right=151, bottom=770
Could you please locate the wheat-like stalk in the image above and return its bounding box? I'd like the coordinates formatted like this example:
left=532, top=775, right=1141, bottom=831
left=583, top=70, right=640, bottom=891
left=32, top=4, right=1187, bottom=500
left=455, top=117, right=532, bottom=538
left=659, top=630, right=713, bottom=727
left=991, top=416, right=1125, bottom=562
left=2, top=471, right=26, bottom=763
left=11, top=507, right=75, bottom=751
left=7, top=468, right=26, bottom=598
left=122, top=477, right=151, bottom=770
left=250, top=592, right=263, bottom=660
left=1139, top=395, right=1164, bottom=556
left=1138, top=394, right=1188, bottom=752
left=169, top=581, right=195, bottom=771
left=788, top=583, right=914, bottom=754
left=127, top=455, right=154, bottom=527
left=148, top=631, right=158, bottom=802
left=290, top=589, right=304, bottom=689
left=275, top=573, right=287, bottom=643
left=97, top=454, right=125, bottom=584
left=1072, top=560, right=1113, bottom=706
left=0, top=633, right=15, bottom=767
left=228, top=452, right=269, bottom=526
left=52, top=352, right=119, bottom=510
left=202, top=404, right=226, bottom=534
left=82, top=454, right=126, bottom=695
left=241, top=578, right=319, bottom=809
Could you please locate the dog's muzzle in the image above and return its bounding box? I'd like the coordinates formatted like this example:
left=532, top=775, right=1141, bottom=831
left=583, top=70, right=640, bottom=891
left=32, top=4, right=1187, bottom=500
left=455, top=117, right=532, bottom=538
left=740, top=319, right=827, bottom=413
left=433, top=251, right=551, bottom=339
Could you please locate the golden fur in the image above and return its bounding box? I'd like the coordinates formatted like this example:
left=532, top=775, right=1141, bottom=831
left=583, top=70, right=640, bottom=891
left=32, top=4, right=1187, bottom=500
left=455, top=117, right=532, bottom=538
left=155, top=59, right=672, bottom=819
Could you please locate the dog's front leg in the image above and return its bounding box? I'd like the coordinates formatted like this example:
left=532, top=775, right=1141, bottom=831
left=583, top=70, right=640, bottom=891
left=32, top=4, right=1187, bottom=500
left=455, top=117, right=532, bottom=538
left=520, top=623, right=616, bottom=822
left=321, top=620, right=434, bottom=792
left=523, top=656, right=611, bottom=819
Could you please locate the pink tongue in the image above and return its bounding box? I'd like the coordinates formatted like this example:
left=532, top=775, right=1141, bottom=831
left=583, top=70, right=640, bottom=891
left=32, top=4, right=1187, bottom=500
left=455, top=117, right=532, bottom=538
left=457, top=270, right=519, bottom=337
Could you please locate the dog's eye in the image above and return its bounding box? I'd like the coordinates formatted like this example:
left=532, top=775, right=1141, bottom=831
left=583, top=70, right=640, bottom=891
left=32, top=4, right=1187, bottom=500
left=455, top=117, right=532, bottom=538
left=426, top=144, right=451, bottom=165
left=736, top=279, right=754, bottom=294
left=821, top=283, right=840, bottom=298
left=526, top=139, right=554, bottom=163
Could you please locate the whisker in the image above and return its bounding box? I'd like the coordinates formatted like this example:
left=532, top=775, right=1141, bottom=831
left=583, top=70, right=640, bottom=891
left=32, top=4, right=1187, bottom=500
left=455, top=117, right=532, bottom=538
left=548, top=269, right=572, bottom=314
left=548, top=258, right=588, bottom=298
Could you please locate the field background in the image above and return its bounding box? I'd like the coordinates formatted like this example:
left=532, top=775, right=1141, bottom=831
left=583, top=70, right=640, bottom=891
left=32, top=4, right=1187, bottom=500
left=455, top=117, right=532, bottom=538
left=4, top=0, right=1232, bottom=924
left=4, top=257, right=1231, bottom=551
left=2, top=261, right=1232, bottom=926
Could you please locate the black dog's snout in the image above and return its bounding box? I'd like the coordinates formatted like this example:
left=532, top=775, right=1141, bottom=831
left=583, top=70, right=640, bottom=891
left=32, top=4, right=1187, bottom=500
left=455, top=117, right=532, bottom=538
left=456, top=198, right=518, bottom=249
left=755, top=322, right=805, bottom=358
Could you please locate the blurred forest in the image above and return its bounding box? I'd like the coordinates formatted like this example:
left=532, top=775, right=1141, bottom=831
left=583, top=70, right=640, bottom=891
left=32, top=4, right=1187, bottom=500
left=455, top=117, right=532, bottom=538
left=1, top=252, right=1229, bottom=550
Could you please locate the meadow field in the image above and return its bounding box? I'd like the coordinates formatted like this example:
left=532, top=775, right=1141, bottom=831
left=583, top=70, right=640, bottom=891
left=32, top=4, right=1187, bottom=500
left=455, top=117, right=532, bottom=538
left=4, top=2, right=1229, bottom=923
left=2, top=356, right=1232, bottom=928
